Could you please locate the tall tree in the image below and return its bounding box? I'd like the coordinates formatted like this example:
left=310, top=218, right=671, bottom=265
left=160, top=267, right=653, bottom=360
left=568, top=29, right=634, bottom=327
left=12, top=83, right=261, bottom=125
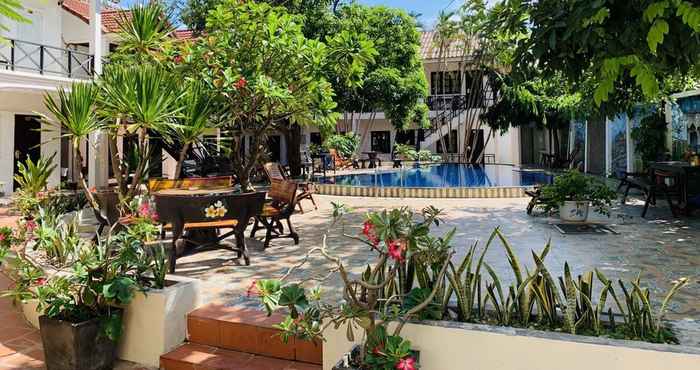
left=185, top=0, right=370, bottom=189
left=513, top=0, right=700, bottom=106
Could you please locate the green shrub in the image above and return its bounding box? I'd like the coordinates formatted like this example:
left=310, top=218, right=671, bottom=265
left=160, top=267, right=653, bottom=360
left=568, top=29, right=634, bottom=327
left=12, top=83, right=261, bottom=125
left=323, top=133, right=360, bottom=159
left=539, top=169, right=617, bottom=215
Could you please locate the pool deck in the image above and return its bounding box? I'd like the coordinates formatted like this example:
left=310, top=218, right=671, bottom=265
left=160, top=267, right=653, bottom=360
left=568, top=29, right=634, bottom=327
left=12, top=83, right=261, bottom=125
left=172, top=193, right=700, bottom=346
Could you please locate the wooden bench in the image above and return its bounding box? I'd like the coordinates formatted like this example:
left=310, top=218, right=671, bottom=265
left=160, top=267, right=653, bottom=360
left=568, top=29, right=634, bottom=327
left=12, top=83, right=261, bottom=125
left=148, top=176, right=232, bottom=192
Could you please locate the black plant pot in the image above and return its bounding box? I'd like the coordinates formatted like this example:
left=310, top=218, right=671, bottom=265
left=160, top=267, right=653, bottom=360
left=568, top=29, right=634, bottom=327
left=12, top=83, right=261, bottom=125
left=39, top=315, right=117, bottom=370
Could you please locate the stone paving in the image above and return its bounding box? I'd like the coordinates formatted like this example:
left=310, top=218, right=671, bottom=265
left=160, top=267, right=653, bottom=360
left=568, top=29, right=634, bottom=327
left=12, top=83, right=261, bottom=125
left=0, top=192, right=698, bottom=370
left=174, top=194, right=700, bottom=345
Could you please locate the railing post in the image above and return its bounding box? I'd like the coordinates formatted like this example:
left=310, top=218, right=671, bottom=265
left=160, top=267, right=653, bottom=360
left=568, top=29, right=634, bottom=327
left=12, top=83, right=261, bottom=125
left=10, top=40, right=14, bottom=71
left=67, top=49, right=72, bottom=78
left=39, top=45, right=44, bottom=74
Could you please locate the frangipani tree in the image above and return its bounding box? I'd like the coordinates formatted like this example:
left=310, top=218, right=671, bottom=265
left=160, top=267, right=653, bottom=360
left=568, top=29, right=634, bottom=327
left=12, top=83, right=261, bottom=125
left=186, top=1, right=369, bottom=189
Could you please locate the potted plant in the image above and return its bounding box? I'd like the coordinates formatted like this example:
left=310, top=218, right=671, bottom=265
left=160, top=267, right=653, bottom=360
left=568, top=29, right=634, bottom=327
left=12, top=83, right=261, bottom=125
left=252, top=205, right=452, bottom=370
left=539, top=169, right=617, bottom=221
left=114, top=208, right=202, bottom=366
left=30, top=228, right=140, bottom=370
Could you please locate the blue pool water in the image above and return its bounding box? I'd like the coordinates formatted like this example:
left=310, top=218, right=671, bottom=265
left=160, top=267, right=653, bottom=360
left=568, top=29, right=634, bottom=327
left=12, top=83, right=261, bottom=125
left=319, top=164, right=552, bottom=188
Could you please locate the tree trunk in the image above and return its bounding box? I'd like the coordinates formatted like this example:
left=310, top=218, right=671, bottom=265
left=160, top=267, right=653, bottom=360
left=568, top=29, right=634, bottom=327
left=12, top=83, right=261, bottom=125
left=174, top=142, right=190, bottom=180
left=285, top=124, right=302, bottom=177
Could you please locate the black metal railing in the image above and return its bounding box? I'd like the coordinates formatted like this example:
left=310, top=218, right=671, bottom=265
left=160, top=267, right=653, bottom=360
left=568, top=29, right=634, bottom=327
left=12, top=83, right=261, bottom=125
left=0, top=38, right=95, bottom=78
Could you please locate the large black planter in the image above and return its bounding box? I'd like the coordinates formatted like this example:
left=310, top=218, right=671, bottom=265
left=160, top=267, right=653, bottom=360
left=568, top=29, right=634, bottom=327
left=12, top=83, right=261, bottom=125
left=39, top=315, right=117, bottom=370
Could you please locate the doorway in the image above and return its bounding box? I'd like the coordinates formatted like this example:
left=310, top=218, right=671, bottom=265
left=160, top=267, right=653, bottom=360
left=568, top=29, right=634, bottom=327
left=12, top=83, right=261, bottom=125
left=14, top=115, right=42, bottom=190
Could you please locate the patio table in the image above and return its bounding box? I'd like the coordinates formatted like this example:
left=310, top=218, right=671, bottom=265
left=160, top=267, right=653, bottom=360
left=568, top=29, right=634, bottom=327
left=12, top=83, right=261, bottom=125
left=153, top=188, right=265, bottom=272
left=649, top=162, right=700, bottom=216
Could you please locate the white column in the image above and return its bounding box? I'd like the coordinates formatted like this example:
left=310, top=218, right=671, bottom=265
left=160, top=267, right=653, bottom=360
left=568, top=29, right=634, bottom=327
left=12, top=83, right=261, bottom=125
left=89, top=0, right=103, bottom=75
left=88, top=0, right=108, bottom=188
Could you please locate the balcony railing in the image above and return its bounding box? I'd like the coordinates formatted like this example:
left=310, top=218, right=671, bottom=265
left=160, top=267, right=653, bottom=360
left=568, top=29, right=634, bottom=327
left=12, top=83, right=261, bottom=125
left=426, top=93, right=496, bottom=111
left=0, top=38, right=95, bottom=79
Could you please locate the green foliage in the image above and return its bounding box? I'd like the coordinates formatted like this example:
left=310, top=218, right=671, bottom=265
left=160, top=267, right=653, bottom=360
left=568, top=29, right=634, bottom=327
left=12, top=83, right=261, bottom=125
left=323, top=132, right=359, bottom=159
left=514, top=0, right=700, bottom=106
left=0, top=0, right=29, bottom=34
left=13, top=154, right=57, bottom=216
left=631, top=110, right=668, bottom=167
left=538, top=169, right=617, bottom=215
left=392, top=144, right=440, bottom=163
left=112, top=2, right=175, bottom=65
left=185, top=0, right=371, bottom=188
left=32, top=208, right=86, bottom=267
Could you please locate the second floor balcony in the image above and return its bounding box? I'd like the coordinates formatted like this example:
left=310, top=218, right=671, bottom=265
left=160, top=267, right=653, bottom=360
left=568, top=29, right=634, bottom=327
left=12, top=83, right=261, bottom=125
left=0, top=38, right=95, bottom=79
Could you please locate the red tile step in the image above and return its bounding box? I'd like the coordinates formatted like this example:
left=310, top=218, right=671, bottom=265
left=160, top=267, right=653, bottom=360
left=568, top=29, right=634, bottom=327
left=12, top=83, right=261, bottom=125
left=185, top=303, right=322, bottom=365
left=160, top=343, right=320, bottom=370
left=159, top=302, right=322, bottom=369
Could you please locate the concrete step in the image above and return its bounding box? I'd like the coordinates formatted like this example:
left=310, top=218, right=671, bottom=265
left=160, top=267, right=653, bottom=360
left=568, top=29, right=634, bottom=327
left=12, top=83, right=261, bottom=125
left=184, top=303, right=321, bottom=364
left=160, top=343, right=321, bottom=370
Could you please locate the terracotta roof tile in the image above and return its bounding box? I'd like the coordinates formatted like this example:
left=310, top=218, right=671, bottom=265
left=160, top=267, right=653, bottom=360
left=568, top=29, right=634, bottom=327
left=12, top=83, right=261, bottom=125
left=61, top=0, right=127, bottom=33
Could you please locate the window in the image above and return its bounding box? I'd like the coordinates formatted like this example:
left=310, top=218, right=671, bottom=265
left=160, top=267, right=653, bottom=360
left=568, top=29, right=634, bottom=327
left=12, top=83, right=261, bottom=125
left=430, top=71, right=462, bottom=95
left=310, top=132, right=322, bottom=145
left=371, top=131, right=391, bottom=153
left=395, top=130, right=416, bottom=148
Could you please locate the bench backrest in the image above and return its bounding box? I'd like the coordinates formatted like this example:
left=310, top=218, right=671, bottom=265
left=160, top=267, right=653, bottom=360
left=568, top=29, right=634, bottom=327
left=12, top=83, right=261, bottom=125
left=148, top=176, right=232, bottom=192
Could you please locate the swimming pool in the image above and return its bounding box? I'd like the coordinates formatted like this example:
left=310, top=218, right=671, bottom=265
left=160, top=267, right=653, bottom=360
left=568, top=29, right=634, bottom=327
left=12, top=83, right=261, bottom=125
left=319, top=164, right=552, bottom=188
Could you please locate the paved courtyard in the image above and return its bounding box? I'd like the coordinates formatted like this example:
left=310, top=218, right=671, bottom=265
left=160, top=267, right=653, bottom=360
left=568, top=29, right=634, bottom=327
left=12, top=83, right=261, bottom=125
left=173, top=194, right=700, bottom=345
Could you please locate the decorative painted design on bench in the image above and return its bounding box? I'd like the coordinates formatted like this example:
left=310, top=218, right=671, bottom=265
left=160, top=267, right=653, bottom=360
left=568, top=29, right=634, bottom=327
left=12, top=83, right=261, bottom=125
left=205, top=201, right=227, bottom=218
left=313, top=184, right=530, bottom=198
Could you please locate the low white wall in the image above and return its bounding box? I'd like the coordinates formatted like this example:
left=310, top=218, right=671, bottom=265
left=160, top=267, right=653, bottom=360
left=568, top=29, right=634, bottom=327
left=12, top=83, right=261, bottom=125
left=118, top=275, right=202, bottom=367
left=324, top=321, right=700, bottom=370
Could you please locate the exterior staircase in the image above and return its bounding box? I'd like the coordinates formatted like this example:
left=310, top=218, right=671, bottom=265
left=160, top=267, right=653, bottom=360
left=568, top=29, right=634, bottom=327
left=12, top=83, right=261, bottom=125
left=160, top=303, right=322, bottom=370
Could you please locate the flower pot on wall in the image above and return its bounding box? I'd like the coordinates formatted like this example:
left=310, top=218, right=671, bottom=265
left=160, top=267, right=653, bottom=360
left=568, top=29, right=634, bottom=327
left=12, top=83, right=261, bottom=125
left=117, top=275, right=201, bottom=367
left=559, top=201, right=589, bottom=222
left=39, top=315, right=117, bottom=370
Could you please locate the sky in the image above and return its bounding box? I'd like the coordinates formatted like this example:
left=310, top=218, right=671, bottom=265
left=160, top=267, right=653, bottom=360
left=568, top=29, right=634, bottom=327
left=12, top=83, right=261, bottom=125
left=357, top=0, right=462, bottom=30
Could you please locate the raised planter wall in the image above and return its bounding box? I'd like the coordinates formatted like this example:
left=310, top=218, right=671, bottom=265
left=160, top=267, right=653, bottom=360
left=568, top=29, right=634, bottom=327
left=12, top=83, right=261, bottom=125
left=118, top=275, right=202, bottom=367
left=324, top=320, right=700, bottom=370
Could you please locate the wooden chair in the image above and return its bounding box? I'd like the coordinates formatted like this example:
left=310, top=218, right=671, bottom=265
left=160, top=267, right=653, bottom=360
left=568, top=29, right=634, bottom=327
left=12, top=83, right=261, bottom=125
left=263, top=162, right=317, bottom=213
left=250, top=179, right=300, bottom=249
left=618, top=170, right=680, bottom=218
left=525, top=185, right=551, bottom=215
left=329, top=149, right=353, bottom=169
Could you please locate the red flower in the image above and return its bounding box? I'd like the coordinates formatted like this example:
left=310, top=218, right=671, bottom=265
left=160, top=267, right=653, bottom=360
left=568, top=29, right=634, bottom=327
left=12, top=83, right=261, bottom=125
left=387, top=239, right=406, bottom=262
left=24, top=220, right=36, bottom=233
left=0, top=233, right=6, bottom=242
left=362, top=220, right=379, bottom=246
left=34, top=277, right=47, bottom=286
left=173, top=55, right=183, bottom=64
left=234, top=77, right=247, bottom=89
left=246, top=280, right=260, bottom=297
left=395, top=356, right=416, bottom=370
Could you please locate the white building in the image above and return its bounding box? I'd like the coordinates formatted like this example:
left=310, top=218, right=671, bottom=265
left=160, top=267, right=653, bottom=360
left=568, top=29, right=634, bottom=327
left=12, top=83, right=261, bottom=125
left=301, top=31, right=522, bottom=166
left=0, top=0, right=117, bottom=193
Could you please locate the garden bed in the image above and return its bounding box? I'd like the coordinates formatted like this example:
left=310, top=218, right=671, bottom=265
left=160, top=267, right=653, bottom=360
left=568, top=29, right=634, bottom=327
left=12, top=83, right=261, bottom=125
left=324, top=319, right=700, bottom=370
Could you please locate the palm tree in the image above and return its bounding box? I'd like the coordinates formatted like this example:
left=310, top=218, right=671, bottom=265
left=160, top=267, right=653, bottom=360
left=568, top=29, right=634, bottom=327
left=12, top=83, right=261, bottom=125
left=113, top=1, right=174, bottom=64
left=42, top=82, right=103, bottom=211
left=99, top=64, right=183, bottom=208
left=168, top=81, right=217, bottom=179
